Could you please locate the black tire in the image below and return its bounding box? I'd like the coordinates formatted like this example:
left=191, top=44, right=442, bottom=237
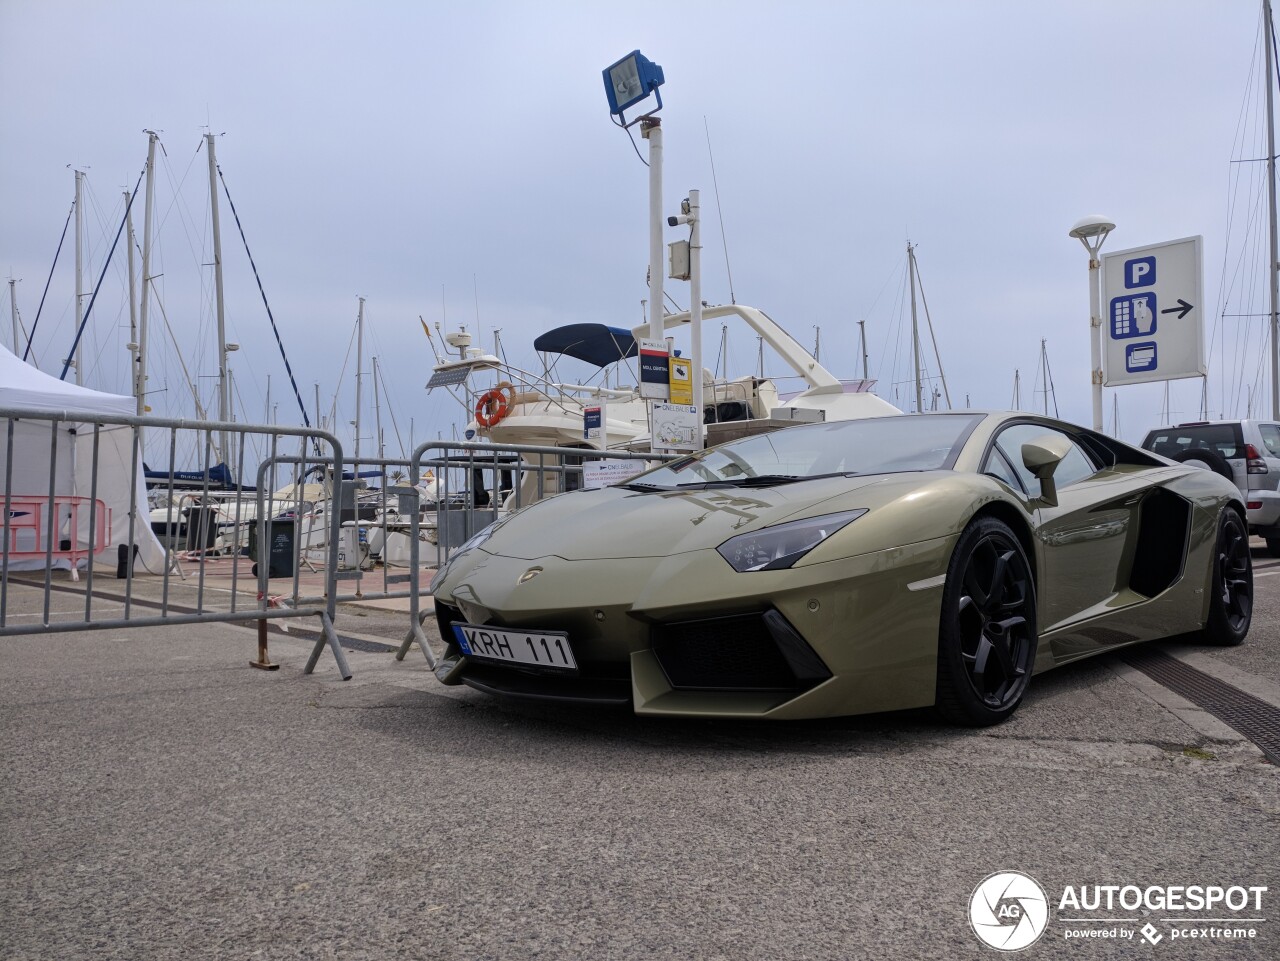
left=935, top=517, right=1038, bottom=726
left=1266, top=537, right=1280, bottom=559
left=1198, top=508, right=1252, bottom=646
left=1172, top=448, right=1234, bottom=481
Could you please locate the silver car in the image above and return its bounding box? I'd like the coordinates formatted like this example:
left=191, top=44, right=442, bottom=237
left=1142, top=419, right=1280, bottom=555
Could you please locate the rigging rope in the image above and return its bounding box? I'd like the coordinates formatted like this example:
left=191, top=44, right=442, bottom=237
left=59, top=167, right=144, bottom=380
left=215, top=165, right=318, bottom=451
left=23, top=199, right=75, bottom=360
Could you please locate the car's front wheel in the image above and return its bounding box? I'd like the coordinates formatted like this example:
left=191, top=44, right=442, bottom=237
left=1199, top=508, right=1252, bottom=646
left=935, top=517, right=1038, bottom=727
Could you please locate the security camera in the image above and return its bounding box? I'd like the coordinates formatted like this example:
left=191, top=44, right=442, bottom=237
left=666, top=215, right=679, bottom=227
left=668, top=214, right=692, bottom=226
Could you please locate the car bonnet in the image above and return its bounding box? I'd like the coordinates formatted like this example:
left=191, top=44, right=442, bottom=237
left=477, top=474, right=898, bottom=561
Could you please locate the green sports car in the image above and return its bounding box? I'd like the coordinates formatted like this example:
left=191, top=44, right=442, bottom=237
left=428, top=412, right=1252, bottom=725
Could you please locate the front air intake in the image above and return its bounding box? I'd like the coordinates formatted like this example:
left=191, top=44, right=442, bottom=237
left=651, top=610, right=831, bottom=692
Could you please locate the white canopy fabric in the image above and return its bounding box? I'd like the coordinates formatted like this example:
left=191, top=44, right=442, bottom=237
left=0, top=345, right=166, bottom=573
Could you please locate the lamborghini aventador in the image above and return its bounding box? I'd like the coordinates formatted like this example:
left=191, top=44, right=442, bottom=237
left=428, top=412, right=1252, bottom=725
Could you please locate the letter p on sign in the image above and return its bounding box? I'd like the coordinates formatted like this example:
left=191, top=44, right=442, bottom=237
left=1126, top=256, right=1156, bottom=289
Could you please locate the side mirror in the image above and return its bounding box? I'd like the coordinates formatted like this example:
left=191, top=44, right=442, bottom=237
left=1021, top=433, right=1073, bottom=507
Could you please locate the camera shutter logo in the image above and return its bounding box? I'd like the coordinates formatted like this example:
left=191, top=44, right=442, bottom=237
left=969, top=871, right=1050, bottom=951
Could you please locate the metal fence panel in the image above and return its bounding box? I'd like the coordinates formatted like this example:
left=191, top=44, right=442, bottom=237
left=0, top=405, right=350, bottom=679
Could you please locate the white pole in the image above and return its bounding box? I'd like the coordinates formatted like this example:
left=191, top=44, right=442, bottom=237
left=1266, top=0, right=1279, bottom=418
left=206, top=134, right=231, bottom=461
left=644, top=119, right=664, bottom=342
left=8, top=279, right=19, bottom=354
left=73, top=170, right=85, bottom=385
left=137, top=132, right=158, bottom=417
left=689, top=189, right=704, bottom=449
left=124, top=190, right=139, bottom=403
left=355, top=296, right=365, bottom=466
left=1088, top=246, right=1105, bottom=430
left=858, top=319, right=869, bottom=381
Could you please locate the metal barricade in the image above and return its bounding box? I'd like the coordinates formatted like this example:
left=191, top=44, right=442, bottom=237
left=253, top=454, right=429, bottom=611
left=395, top=439, right=677, bottom=671
left=0, top=406, right=351, bottom=679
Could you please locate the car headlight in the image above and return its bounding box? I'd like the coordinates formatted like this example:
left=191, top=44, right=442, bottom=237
left=716, top=509, right=867, bottom=572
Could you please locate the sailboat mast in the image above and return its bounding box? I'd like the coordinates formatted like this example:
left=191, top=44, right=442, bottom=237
left=908, top=243, right=922, bottom=413
left=8, top=279, right=18, bottom=354
left=858, top=319, right=869, bottom=381
left=373, top=355, right=384, bottom=460
left=124, top=190, right=139, bottom=403
left=1267, top=0, right=1280, bottom=418
left=137, top=132, right=158, bottom=417
left=205, top=133, right=231, bottom=465
left=355, top=296, right=365, bottom=465
left=73, top=170, right=85, bottom=385
left=1040, top=339, right=1049, bottom=415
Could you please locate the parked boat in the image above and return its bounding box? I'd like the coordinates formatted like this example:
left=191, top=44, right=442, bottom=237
left=426, top=304, right=901, bottom=508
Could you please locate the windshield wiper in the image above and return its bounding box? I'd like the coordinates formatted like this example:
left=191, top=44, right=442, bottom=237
left=620, top=482, right=672, bottom=492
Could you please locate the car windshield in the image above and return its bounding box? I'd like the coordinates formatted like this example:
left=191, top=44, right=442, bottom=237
left=628, top=414, right=982, bottom=489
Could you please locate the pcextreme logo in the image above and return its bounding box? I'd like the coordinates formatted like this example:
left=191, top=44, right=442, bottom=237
left=968, top=872, right=1269, bottom=951
left=969, top=871, right=1050, bottom=951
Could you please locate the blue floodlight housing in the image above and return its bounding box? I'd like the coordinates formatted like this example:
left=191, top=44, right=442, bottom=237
left=603, top=50, right=665, bottom=120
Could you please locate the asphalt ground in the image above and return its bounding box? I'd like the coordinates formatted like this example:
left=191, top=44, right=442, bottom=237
left=2, top=549, right=1279, bottom=959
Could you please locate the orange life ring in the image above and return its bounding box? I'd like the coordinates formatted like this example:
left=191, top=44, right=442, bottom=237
left=475, top=382, right=515, bottom=428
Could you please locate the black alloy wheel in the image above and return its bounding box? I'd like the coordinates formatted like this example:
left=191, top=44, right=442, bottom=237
left=936, top=517, right=1038, bottom=726
left=1200, top=508, right=1252, bottom=646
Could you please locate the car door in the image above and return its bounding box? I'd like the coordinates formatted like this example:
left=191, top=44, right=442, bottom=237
left=991, top=424, right=1149, bottom=643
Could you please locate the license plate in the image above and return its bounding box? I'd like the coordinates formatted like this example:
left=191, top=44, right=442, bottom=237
left=452, top=622, right=578, bottom=671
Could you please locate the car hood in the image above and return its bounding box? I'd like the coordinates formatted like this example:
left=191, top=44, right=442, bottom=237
left=478, top=472, right=943, bottom=561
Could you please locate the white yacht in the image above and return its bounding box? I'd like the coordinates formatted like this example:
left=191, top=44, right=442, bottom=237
left=426, top=303, right=901, bottom=508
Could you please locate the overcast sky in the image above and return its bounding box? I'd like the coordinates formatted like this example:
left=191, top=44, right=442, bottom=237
left=0, top=1, right=1270, bottom=456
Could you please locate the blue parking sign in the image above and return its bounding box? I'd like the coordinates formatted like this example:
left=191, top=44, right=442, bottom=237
left=1125, top=256, right=1156, bottom=289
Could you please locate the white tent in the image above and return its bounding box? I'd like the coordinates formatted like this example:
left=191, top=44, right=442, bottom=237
left=0, top=344, right=166, bottom=573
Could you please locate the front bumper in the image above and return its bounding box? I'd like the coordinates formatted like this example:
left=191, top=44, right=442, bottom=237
left=431, top=535, right=956, bottom=719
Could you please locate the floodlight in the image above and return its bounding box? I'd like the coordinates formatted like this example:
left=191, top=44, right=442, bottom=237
left=603, top=50, right=665, bottom=118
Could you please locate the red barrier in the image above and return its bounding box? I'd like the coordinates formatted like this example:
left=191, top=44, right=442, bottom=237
left=4, top=495, right=112, bottom=577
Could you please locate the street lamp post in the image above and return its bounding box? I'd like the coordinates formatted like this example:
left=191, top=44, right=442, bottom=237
left=1069, top=215, right=1116, bottom=432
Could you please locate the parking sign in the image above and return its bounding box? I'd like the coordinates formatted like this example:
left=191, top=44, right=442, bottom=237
left=1101, top=236, right=1204, bottom=386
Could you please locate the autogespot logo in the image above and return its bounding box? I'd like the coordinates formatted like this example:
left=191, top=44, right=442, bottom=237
left=969, top=871, right=1050, bottom=951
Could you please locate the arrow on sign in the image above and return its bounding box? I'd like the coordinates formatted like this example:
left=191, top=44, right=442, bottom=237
left=1161, top=299, right=1194, bottom=320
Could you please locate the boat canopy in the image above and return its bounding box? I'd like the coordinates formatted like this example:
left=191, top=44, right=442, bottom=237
left=533, top=324, right=637, bottom=368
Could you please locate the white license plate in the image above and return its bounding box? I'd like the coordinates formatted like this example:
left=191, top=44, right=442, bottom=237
left=452, top=623, right=578, bottom=671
